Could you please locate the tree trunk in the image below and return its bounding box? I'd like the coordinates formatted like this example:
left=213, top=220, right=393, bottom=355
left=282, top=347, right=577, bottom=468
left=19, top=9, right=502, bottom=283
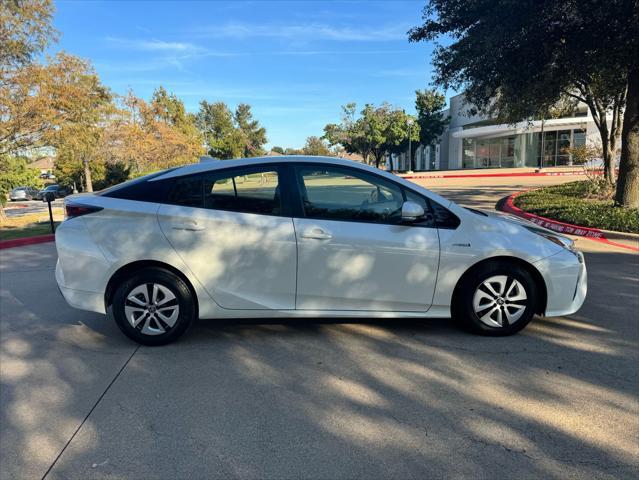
left=601, top=139, right=615, bottom=184
left=615, top=69, right=639, bottom=208
left=593, top=122, right=616, bottom=184
left=0, top=203, right=6, bottom=223
left=83, top=157, right=93, bottom=192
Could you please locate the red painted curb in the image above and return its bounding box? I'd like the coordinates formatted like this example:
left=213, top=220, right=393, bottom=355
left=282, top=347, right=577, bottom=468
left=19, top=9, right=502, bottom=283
left=500, top=192, right=639, bottom=252
left=0, top=234, right=55, bottom=250
left=402, top=169, right=592, bottom=180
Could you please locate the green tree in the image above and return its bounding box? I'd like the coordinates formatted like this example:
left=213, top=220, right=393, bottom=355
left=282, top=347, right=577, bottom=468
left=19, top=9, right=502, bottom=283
left=0, top=157, right=41, bottom=217
left=409, top=0, right=639, bottom=207
left=415, top=89, right=449, bottom=145
left=271, top=146, right=285, bottom=154
left=302, top=136, right=332, bottom=156
left=324, top=103, right=373, bottom=164
left=195, top=101, right=243, bottom=159
left=0, top=0, right=57, bottom=71
left=324, top=103, right=418, bottom=168
left=49, top=54, right=113, bottom=192
left=385, top=110, right=420, bottom=171
left=283, top=147, right=304, bottom=155
left=0, top=0, right=57, bottom=220
left=234, top=103, right=267, bottom=157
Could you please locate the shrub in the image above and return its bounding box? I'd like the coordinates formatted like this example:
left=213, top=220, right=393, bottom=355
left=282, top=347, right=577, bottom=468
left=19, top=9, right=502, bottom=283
left=514, top=181, right=639, bottom=233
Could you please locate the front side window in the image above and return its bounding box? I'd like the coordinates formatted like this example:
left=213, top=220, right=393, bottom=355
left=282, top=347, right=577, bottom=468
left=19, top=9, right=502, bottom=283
left=297, top=166, right=403, bottom=223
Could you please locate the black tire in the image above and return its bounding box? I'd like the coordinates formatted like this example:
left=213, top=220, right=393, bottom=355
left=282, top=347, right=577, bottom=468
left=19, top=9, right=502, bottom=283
left=112, top=267, right=196, bottom=346
left=452, top=261, right=538, bottom=336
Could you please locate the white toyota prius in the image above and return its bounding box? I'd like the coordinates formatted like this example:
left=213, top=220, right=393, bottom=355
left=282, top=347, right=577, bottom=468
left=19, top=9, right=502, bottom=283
left=55, top=156, right=587, bottom=345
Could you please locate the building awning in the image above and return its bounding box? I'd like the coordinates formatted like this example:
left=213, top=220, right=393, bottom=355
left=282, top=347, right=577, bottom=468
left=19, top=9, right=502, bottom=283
left=451, top=117, right=590, bottom=139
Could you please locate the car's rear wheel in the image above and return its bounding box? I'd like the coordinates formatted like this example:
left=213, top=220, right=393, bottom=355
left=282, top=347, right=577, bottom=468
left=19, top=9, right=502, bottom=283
left=452, top=262, right=538, bottom=336
left=112, top=267, right=195, bottom=345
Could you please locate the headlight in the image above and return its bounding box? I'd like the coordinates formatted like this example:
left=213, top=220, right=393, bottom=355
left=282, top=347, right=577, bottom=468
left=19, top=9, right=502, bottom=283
left=525, top=225, right=577, bottom=254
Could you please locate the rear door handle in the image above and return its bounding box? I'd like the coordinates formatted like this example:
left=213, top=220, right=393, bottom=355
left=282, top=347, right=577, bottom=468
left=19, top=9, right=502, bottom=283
left=172, top=222, right=206, bottom=231
left=300, top=227, right=332, bottom=240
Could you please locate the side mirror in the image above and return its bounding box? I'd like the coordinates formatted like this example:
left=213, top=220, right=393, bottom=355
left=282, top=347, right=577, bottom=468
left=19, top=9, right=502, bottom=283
left=401, top=201, right=425, bottom=222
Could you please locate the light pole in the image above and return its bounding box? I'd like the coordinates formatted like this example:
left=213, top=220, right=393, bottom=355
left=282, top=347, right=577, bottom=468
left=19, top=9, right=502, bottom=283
left=407, top=117, right=414, bottom=173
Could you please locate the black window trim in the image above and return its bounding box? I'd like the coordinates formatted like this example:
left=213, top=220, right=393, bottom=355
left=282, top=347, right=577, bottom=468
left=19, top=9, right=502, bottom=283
left=290, top=162, right=459, bottom=229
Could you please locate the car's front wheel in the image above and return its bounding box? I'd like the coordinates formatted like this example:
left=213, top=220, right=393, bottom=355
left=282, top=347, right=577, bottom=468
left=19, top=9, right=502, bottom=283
left=452, top=262, right=539, bottom=336
left=112, top=267, right=196, bottom=346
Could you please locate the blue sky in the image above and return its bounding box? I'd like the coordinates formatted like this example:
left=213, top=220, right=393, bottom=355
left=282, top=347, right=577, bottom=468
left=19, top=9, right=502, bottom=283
left=52, top=0, right=450, bottom=148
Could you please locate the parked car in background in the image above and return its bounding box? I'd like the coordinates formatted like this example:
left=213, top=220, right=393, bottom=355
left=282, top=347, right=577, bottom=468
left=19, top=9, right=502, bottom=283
left=55, top=156, right=587, bottom=346
left=37, top=184, right=68, bottom=201
left=39, top=172, right=56, bottom=180
left=9, top=186, right=39, bottom=201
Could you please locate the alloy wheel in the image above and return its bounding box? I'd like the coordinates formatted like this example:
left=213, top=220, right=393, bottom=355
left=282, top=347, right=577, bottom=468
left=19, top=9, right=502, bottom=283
left=124, top=283, right=180, bottom=335
left=472, top=275, right=528, bottom=328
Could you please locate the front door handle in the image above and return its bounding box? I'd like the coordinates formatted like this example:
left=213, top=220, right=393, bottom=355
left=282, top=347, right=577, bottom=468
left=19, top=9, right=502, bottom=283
left=172, top=222, right=206, bottom=231
left=300, top=227, right=332, bottom=240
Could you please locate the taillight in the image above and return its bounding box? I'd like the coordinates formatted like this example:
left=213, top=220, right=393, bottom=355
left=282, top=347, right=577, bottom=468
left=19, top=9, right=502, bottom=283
left=65, top=203, right=103, bottom=220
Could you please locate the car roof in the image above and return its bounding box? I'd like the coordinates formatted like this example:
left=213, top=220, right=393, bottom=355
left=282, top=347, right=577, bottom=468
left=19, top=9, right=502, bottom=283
left=147, top=154, right=456, bottom=209
left=151, top=156, right=375, bottom=181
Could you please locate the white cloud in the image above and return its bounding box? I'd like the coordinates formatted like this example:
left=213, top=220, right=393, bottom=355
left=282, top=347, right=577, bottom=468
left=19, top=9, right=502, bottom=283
left=194, top=22, right=408, bottom=42
left=107, top=36, right=193, bottom=51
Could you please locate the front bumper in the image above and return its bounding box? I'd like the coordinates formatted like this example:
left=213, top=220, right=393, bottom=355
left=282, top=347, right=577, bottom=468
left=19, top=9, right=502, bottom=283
left=534, top=249, right=587, bottom=317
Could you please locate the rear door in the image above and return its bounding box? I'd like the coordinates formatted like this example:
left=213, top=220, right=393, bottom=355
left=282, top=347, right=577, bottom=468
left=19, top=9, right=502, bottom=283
left=292, top=164, right=440, bottom=312
left=157, top=164, right=297, bottom=310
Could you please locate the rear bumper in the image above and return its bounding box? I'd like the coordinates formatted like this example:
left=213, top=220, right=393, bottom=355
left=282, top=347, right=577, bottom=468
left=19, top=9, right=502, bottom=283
left=56, top=260, right=106, bottom=314
left=535, top=249, right=587, bottom=317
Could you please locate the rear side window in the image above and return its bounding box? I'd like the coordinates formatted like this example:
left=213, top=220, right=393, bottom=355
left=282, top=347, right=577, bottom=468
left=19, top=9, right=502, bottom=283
left=167, top=166, right=282, bottom=216
left=205, top=168, right=280, bottom=215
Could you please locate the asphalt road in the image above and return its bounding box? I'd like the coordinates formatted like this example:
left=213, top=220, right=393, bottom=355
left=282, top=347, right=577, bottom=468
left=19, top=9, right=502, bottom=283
left=3, top=199, right=64, bottom=218
left=1, top=183, right=638, bottom=480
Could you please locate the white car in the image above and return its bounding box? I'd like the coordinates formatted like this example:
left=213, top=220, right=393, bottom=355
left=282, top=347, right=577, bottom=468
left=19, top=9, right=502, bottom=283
left=55, top=156, right=587, bottom=345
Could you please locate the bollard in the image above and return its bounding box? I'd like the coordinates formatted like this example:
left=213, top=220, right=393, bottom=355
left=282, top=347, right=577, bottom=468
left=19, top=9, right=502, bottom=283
left=44, top=191, right=56, bottom=234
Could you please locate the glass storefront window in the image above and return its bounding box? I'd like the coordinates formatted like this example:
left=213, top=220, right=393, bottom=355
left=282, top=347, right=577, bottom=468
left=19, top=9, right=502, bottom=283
left=460, top=129, right=584, bottom=169
left=573, top=129, right=586, bottom=147
left=542, top=131, right=557, bottom=167
left=501, top=137, right=515, bottom=167
left=462, top=139, right=475, bottom=168
left=476, top=140, right=490, bottom=168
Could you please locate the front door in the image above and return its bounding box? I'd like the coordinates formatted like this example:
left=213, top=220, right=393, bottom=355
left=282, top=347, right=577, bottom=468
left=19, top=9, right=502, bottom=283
left=158, top=164, right=297, bottom=310
left=292, top=164, right=440, bottom=312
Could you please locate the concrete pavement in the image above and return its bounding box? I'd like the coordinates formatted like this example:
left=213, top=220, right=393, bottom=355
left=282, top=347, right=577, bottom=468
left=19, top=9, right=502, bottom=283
left=1, top=181, right=638, bottom=480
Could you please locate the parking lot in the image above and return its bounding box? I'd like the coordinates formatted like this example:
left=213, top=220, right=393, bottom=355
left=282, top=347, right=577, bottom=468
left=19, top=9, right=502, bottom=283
left=1, top=179, right=638, bottom=479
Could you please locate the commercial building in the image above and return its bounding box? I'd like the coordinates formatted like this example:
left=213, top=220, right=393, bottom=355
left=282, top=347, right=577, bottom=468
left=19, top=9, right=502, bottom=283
left=389, top=92, right=604, bottom=171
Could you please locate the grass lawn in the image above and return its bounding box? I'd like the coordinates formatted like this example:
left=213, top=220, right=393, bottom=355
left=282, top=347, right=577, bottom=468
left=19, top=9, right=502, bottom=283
left=0, top=209, right=63, bottom=241
left=514, top=181, right=639, bottom=234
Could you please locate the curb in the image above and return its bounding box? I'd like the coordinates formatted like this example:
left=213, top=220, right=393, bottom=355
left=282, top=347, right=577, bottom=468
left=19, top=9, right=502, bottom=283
left=401, top=169, right=592, bottom=180
left=0, top=234, right=55, bottom=250
left=499, top=192, right=639, bottom=252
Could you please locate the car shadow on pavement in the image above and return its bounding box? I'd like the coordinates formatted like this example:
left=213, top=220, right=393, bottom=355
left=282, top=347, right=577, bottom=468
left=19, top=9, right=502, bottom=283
left=1, top=245, right=638, bottom=479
